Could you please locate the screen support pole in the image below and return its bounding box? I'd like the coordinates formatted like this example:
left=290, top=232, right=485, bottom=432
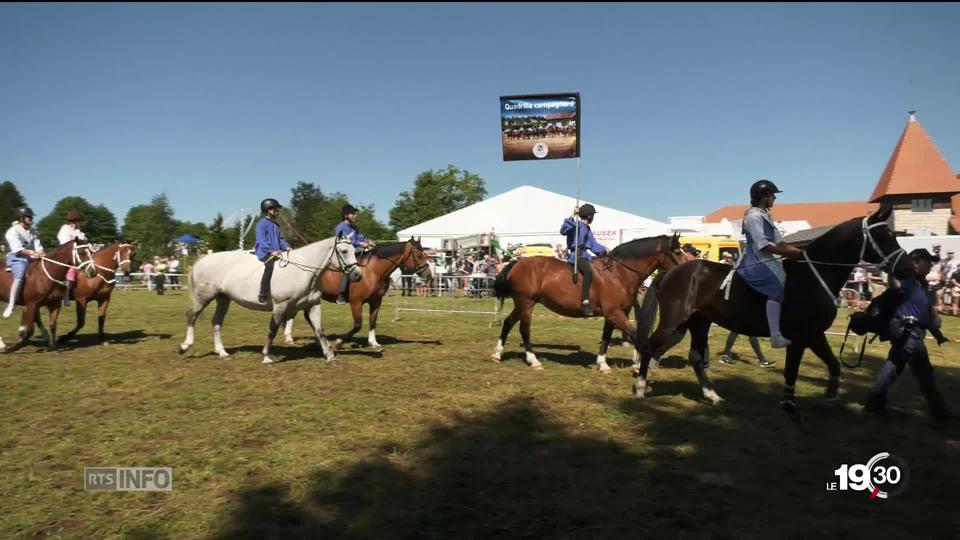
left=573, top=157, right=581, bottom=283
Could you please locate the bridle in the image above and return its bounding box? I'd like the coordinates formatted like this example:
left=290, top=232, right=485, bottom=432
left=88, top=243, right=136, bottom=284
left=330, top=239, right=360, bottom=276
left=804, top=216, right=905, bottom=306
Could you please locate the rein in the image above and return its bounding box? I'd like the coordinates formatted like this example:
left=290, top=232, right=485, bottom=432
left=803, top=217, right=905, bottom=307
left=39, top=244, right=95, bottom=286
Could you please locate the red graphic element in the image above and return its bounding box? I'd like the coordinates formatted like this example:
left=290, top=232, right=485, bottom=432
left=869, top=487, right=880, bottom=499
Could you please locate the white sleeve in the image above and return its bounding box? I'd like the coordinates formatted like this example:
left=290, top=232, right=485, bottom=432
left=33, top=233, right=43, bottom=252
left=5, top=228, right=25, bottom=253
left=57, top=225, right=72, bottom=245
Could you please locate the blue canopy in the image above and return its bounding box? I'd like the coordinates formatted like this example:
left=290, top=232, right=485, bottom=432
left=175, top=234, right=201, bottom=244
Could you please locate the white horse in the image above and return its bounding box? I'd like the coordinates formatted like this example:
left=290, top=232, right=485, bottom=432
left=177, top=234, right=362, bottom=364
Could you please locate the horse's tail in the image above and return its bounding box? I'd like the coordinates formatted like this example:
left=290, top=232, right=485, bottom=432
left=493, top=259, right=520, bottom=312
left=636, top=270, right=665, bottom=349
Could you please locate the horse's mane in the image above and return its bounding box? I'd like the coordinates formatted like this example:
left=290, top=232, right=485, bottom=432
left=609, top=235, right=669, bottom=259
left=805, top=215, right=864, bottom=252
left=370, top=242, right=407, bottom=258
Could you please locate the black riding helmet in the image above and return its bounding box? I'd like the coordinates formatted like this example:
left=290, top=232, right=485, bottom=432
left=342, top=204, right=359, bottom=219
left=749, top=179, right=782, bottom=202
left=578, top=203, right=597, bottom=220
left=260, top=198, right=282, bottom=213
left=17, top=207, right=35, bottom=219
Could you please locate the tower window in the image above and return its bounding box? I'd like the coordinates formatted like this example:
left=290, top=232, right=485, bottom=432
left=911, top=198, right=933, bottom=212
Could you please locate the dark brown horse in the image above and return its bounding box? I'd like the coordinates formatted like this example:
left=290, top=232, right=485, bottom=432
left=635, top=207, right=909, bottom=410
left=287, top=238, right=432, bottom=352
left=492, top=234, right=683, bottom=370
left=0, top=240, right=96, bottom=352
left=48, top=241, right=139, bottom=344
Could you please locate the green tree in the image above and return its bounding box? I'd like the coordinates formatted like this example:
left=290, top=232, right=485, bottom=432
left=388, top=165, right=486, bottom=232
left=206, top=213, right=229, bottom=252
left=121, top=194, right=179, bottom=260
left=0, top=180, right=28, bottom=226
left=288, top=182, right=392, bottom=244
left=36, top=196, right=119, bottom=247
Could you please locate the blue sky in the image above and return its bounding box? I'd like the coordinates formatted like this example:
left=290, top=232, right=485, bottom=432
left=2, top=3, right=959, bottom=228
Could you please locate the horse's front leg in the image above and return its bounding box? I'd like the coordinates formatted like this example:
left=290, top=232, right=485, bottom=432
left=45, top=304, right=62, bottom=351
left=807, top=332, right=841, bottom=401
left=283, top=318, right=295, bottom=345
left=305, top=303, right=337, bottom=363
left=780, top=342, right=807, bottom=413
left=596, top=320, right=615, bottom=373
left=332, top=299, right=364, bottom=351
left=261, top=308, right=286, bottom=364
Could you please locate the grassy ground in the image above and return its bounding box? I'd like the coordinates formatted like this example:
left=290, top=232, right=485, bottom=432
left=1, top=290, right=958, bottom=539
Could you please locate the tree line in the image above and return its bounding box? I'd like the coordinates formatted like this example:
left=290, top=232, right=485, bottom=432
left=0, top=165, right=486, bottom=260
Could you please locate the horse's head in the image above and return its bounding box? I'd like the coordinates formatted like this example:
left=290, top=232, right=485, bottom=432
left=403, top=236, right=432, bottom=280
left=862, top=206, right=910, bottom=278
left=71, top=240, right=97, bottom=279
left=658, top=232, right=685, bottom=272
left=117, top=240, right=139, bottom=274
left=334, top=232, right=363, bottom=282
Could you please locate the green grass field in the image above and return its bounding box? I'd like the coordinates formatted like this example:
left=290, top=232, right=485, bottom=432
left=1, top=290, right=958, bottom=539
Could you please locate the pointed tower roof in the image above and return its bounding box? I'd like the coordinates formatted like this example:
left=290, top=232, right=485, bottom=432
left=869, top=111, right=960, bottom=203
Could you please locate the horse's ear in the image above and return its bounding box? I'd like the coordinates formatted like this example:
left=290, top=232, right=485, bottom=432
left=871, top=205, right=892, bottom=223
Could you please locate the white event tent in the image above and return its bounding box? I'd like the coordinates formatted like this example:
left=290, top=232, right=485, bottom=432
left=397, top=185, right=671, bottom=250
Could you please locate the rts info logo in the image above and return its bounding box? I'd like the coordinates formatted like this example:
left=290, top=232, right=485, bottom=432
left=827, top=452, right=909, bottom=499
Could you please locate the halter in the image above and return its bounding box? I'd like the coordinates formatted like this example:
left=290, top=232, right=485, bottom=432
left=39, top=243, right=96, bottom=286
left=89, top=243, right=136, bottom=284
left=397, top=243, right=431, bottom=278
left=804, top=216, right=905, bottom=306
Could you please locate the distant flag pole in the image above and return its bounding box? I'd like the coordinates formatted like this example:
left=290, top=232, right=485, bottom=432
left=498, top=92, right=581, bottom=281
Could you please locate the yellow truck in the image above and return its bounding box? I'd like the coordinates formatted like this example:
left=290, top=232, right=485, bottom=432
left=678, top=236, right=741, bottom=262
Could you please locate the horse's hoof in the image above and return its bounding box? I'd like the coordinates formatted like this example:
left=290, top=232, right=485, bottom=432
left=284, top=338, right=295, bottom=345
left=217, top=352, right=230, bottom=359
left=490, top=354, right=501, bottom=363
left=177, top=345, right=188, bottom=355
left=370, top=344, right=384, bottom=353
left=261, top=357, right=274, bottom=364
left=531, top=364, right=544, bottom=371
left=598, top=365, right=612, bottom=374
left=780, top=400, right=799, bottom=414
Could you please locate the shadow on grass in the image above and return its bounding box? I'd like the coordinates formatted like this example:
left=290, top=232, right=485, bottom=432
left=209, top=364, right=960, bottom=539
left=65, top=330, right=173, bottom=348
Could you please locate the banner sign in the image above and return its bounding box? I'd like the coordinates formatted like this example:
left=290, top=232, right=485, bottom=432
left=500, top=93, right=580, bottom=161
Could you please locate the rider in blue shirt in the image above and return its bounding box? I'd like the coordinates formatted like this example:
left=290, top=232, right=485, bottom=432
left=254, top=198, right=290, bottom=304
left=736, top=180, right=803, bottom=348
left=334, top=204, right=375, bottom=304
left=561, top=203, right=607, bottom=316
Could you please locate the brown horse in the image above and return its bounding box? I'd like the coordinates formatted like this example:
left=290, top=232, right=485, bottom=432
left=287, top=238, right=432, bottom=352
left=634, top=208, right=909, bottom=410
left=491, top=234, right=683, bottom=370
left=48, top=241, right=139, bottom=344
left=0, top=240, right=96, bottom=352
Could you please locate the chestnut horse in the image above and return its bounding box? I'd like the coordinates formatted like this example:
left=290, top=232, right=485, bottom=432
left=635, top=208, right=909, bottom=410
left=492, top=234, right=683, bottom=370
left=0, top=240, right=96, bottom=352
left=49, top=241, right=139, bottom=344
left=284, top=238, right=433, bottom=352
